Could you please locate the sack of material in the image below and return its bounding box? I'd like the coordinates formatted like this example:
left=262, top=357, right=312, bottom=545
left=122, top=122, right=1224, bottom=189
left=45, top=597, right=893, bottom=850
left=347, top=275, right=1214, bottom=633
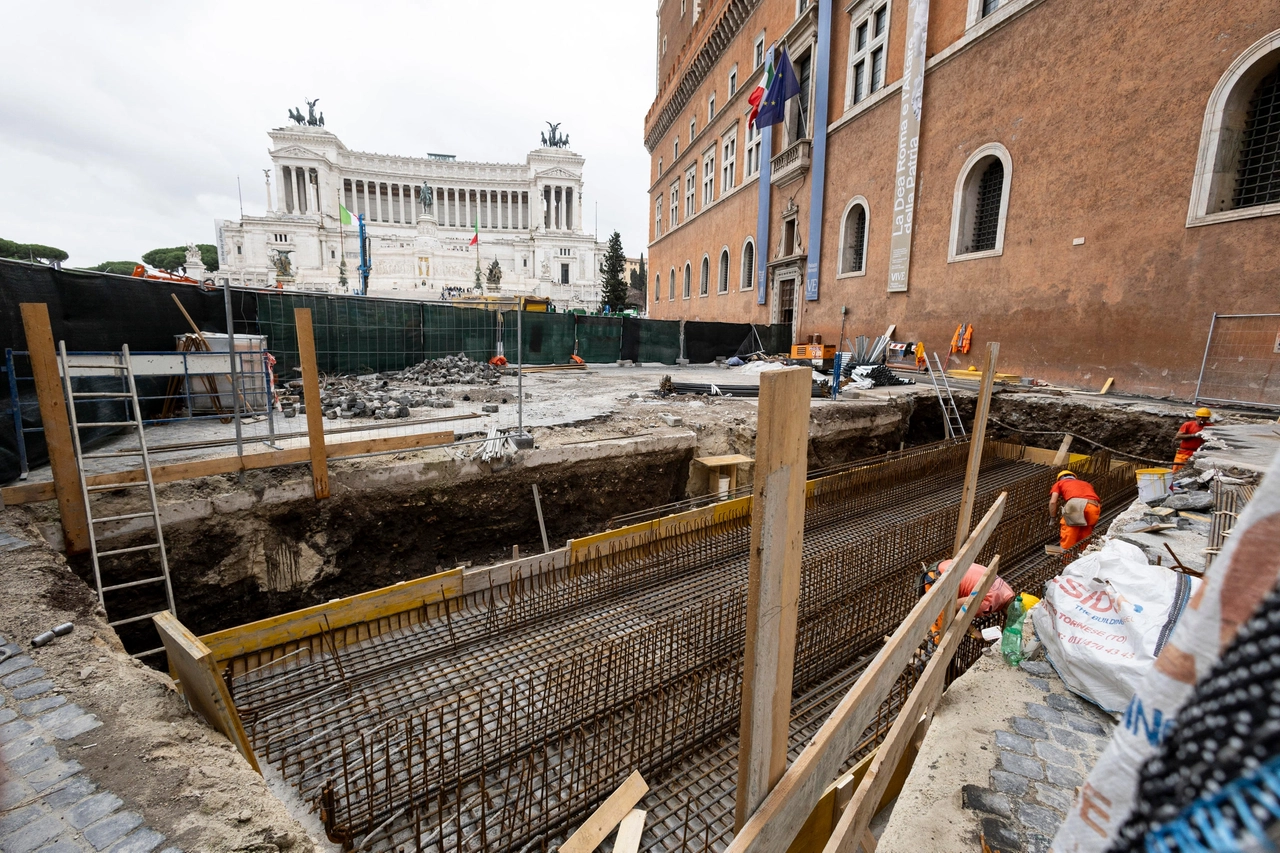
left=1031, top=539, right=1197, bottom=713
left=1061, top=496, right=1091, bottom=527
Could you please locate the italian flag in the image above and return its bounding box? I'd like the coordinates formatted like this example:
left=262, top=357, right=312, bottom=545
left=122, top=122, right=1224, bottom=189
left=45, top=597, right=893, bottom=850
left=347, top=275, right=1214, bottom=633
left=748, top=55, right=775, bottom=127
left=469, top=215, right=479, bottom=246
left=340, top=204, right=358, bottom=226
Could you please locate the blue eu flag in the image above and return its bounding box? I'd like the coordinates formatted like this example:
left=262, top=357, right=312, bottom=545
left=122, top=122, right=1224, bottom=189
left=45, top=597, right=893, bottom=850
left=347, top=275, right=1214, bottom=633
left=753, top=48, right=801, bottom=127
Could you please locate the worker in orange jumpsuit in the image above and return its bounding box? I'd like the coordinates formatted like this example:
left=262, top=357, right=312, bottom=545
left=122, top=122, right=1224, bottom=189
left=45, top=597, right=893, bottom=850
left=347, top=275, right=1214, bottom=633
left=1049, top=471, right=1102, bottom=550
left=914, top=341, right=927, bottom=373
left=918, top=558, right=1016, bottom=640
left=1172, top=407, right=1212, bottom=472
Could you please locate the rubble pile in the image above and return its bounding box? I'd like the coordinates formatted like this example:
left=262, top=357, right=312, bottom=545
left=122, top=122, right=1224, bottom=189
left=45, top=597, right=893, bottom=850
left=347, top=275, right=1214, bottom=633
left=397, top=354, right=503, bottom=387
left=280, top=354, right=504, bottom=420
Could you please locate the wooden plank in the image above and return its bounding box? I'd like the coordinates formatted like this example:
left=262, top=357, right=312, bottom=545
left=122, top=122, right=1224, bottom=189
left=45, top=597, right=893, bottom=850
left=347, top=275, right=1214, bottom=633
left=736, top=366, right=812, bottom=829
left=613, top=809, right=647, bottom=853
left=724, top=494, right=1007, bottom=853
left=200, top=568, right=462, bottom=664
left=1051, top=435, right=1074, bottom=467
left=952, top=342, right=999, bottom=557
left=293, top=308, right=329, bottom=499
left=693, top=454, right=756, bottom=467
left=823, top=558, right=1002, bottom=853
left=560, top=770, right=649, bottom=853
left=19, top=304, right=90, bottom=554
left=1099, top=377, right=1114, bottom=395
left=153, top=610, right=261, bottom=773
left=1, top=429, right=455, bottom=505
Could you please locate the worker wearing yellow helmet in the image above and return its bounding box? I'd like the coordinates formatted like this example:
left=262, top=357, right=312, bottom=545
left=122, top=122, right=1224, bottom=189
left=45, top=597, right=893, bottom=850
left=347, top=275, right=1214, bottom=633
left=1049, top=470, right=1101, bottom=550
left=1172, top=407, right=1212, bottom=472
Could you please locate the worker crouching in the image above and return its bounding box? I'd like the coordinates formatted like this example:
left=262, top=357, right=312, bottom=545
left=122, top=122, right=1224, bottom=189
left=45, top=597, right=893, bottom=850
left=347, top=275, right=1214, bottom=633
left=1050, top=471, right=1101, bottom=550
left=918, top=558, right=1016, bottom=639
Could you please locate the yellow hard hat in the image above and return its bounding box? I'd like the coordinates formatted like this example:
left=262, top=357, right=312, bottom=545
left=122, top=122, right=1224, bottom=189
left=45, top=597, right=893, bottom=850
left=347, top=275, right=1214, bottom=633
left=1057, top=470, right=1075, bottom=480
left=1195, top=407, right=1212, bottom=418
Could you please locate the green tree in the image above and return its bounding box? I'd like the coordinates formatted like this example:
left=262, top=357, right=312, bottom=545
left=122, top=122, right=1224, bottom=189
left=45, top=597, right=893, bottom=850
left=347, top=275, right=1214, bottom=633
left=142, top=244, right=219, bottom=273
left=338, top=258, right=349, bottom=290
left=88, top=261, right=139, bottom=275
left=0, top=239, right=69, bottom=263
left=598, top=231, right=628, bottom=314
left=628, top=254, right=647, bottom=307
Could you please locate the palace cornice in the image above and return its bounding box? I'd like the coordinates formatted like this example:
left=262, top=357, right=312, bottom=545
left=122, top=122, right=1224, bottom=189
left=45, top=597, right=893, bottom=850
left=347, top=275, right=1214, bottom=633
left=643, top=0, right=760, bottom=153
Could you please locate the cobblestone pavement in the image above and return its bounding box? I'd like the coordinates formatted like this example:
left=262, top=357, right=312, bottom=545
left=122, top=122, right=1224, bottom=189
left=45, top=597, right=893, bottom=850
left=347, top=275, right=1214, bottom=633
left=0, top=634, right=180, bottom=853
left=961, top=659, right=1117, bottom=853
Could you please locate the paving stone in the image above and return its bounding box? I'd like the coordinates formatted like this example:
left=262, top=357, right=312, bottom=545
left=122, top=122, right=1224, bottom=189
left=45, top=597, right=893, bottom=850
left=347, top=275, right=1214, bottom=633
left=1064, top=716, right=1107, bottom=736
left=1011, top=717, right=1048, bottom=739
left=999, top=750, right=1044, bottom=780
left=13, top=681, right=56, bottom=700
left=2, top=667, right=48, bottom=688
left=1046, top=693, right=1092, bottom=715
left=38, top=705, right=87, bottom=730
left=43, top=776, right=95, bottom=808
left=52, top=715, right=102, bottom=741
left=27, top=758, right=83, bottom=792
left=996, top=730, right=1034, bottom=756
left=1026, top=677, right=1051, bottom=692
left=106, top=828, right=164, bottom=853
left=991, top=769, right=1030, bottom=796
left=10, top=744, right=58, bottom=776
left=3, top=814, right=65, bottom=853
left=84, top=812, right=143, bottom=851
left=1026, top=704, right=1065, bottom=725
left=0, top=706, right=17, bottom=725
left=1034, top=740, right=1078, bottom=769
left=1034, top=782, right=1076, bottom=813
left=1, top=777, right=35, bottom=809
left=0, top=718, right=36, bottom=744
left=20, top=696, right=67, bottom=716
left=980, top=816, right=1023, bottom=852
left=962, top=785, right=1013, bottom=818
left=1045, top=762, right=1084, bottom=788
left=1048, top=726, right=1087, bottom=750
left=1019, top=660, right=1054, bottom=677
left=0, top=655, right=36, bottom=677
left=0, top=804, right=44, bottom=835
left=1, top=731, right=44, bottom=763
left=33, top=838, right=90, bottom=853
left=1018, top=802, right=1064, bottom=836
left=68, top=792, right=124, bottom=830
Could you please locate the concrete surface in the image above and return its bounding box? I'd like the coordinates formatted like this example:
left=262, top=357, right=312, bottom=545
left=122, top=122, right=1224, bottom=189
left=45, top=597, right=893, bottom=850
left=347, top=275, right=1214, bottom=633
left=1196, top=422, right=1280, bottom=474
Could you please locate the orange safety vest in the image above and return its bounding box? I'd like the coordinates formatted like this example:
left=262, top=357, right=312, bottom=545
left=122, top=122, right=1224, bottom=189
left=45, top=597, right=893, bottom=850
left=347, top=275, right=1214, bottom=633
left=950, top=324, right=973, bottom=355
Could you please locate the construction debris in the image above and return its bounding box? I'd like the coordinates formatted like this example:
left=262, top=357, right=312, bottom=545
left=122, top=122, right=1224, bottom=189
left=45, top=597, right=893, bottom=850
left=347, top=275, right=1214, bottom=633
left=293, top=354, right=502, bottom=420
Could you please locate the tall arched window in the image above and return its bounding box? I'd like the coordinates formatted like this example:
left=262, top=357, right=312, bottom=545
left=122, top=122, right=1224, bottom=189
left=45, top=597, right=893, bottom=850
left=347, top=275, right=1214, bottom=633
left=700, top=255, right=710, bottom=296
left=718, top=249, right=730, bottom=293
left=838, top=198, right=868, bottom=275
left=1188, top=32, right=1280, bottom=225
left=741, top=238, right=755, bottom=290
left=683, top=263, right=691, bottom=299
left=654, top=272, right=661, bottom=302
left=670, top=267, right=677, bottom=300
left=950, top=143, right=1012, bottom=261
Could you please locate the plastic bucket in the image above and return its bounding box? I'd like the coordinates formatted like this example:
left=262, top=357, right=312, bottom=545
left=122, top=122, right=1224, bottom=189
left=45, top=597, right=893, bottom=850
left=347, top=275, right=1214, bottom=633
left=1136, top=468, right=1172, bottom=503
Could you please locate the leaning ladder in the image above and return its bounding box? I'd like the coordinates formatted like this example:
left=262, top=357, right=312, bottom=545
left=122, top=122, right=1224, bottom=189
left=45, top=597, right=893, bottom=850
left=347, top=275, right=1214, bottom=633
left=927, top=352, right=967, bottom=440
left=59, top=343, right=175, bottom=659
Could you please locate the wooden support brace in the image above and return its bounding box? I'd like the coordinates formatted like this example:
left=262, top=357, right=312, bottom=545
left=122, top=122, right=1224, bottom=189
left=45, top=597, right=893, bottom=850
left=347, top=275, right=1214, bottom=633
left=613, top=809, right=647, bottom=853
left=725, top=493, right=1007, bottom=853
left=953, top=341, right=1000, bottom=557
left=19, top=303, right=90, bottom=554
left=561, top=770, right=649, bottom=853
left=293, top=308, right=329, bottom=499
left=736, top=366, right=811, bottom=829
left=1052, top=434, right=1074, bottom=467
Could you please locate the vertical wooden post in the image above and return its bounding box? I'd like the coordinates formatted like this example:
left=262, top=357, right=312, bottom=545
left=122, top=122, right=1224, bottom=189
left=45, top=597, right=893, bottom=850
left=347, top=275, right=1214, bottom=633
left=735, top=366, right=811, bottom=830
left=1052, top=434, right=1074, bottom=466
left=19, top=304, right=90, bottom=554
left=293, top=308, right=329, bottom=499
left=953, top=341, right=999, bottom=557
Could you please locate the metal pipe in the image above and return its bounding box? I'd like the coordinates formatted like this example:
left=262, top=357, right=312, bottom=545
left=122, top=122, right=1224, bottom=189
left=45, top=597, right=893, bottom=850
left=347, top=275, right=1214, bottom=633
left=223, top=281, right=244, bottom=480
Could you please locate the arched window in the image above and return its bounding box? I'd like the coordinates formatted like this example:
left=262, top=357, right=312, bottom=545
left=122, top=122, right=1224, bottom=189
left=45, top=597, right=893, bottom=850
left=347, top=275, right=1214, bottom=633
left=700, top=255, right=710, bottom=296
left=654, top=272, right=661, bottom=302
left=718, top=249, right=730, bottom=293
left=1188, top=31, right=1280, bottom=225
left=741, top=238, right=755, bottom=290
left=838, top=198, right=869, bottom=275
left=950, top=143, right=1012, bottom=260
left=669, top=267, right=676, bottom=300
left=683, top=263, right=691, bottom=299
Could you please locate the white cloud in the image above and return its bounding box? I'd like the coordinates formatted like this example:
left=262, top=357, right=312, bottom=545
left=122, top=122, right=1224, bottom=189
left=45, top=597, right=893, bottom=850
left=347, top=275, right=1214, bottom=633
left=0, top=0, right=655, bottom=267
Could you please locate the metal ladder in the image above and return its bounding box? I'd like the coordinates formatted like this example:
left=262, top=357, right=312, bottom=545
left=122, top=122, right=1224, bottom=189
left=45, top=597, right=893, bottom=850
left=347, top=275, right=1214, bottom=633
left=59, top=343, right=174, bottom=659
left=926, top=352, right=967, bottom=440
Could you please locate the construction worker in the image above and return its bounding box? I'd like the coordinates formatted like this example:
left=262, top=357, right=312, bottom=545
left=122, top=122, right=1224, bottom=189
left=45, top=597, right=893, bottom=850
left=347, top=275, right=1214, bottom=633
left=918, top=559, right=1016, bottom=639
left=914, top=341, right=927, bottom=373
left=1049, top=471, right=1101, bottom=550
left=1172, top=407, right=1212, bottom=472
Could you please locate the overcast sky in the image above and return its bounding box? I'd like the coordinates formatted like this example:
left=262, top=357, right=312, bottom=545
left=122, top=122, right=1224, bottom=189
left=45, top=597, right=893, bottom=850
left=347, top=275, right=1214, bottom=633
left=0, top=1, right=655, bottom=268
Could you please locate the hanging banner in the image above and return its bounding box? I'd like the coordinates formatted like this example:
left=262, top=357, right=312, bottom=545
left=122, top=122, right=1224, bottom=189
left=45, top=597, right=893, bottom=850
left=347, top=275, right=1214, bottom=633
left=804, top=0, right=833, bottom=302
left=756, top=46, right=775, bottom=306
left=886, top=0, right=930, bottom=293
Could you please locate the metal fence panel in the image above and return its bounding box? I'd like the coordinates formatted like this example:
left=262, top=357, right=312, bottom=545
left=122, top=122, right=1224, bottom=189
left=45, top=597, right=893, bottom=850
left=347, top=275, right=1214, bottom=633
left=1195, top=313, right=1280, bottom=410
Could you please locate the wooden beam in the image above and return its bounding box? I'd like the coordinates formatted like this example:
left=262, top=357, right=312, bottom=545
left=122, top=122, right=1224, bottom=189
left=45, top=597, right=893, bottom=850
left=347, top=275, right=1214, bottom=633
left=19, top=303, right=90, bottom=554
left=952, top=342, right=999, bottom=557
left=293, top=308, right=329, bottom=499
left=724, top=494, right=1007, bottom=853
left=1099, top=377, right=1114, bottom=395
left=823, top=558, right=1002, bottom=853
left=736, top=366, right=812, bottom=829
left=1051, top=435, right=1074, bottom=467
left=560, top=770, right=649, bottom=853
left=154, top=610, right=261, bottom=773
left=0, top=429, right=454, bottom=505
left=613, top=809, right=647, bottom=853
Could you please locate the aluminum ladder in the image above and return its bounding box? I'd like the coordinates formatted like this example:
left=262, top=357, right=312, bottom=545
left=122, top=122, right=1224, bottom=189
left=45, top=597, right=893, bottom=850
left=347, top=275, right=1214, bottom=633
left=59, top=343, right=174, bottom=659
left=926, top=352, right=967, bottom=440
